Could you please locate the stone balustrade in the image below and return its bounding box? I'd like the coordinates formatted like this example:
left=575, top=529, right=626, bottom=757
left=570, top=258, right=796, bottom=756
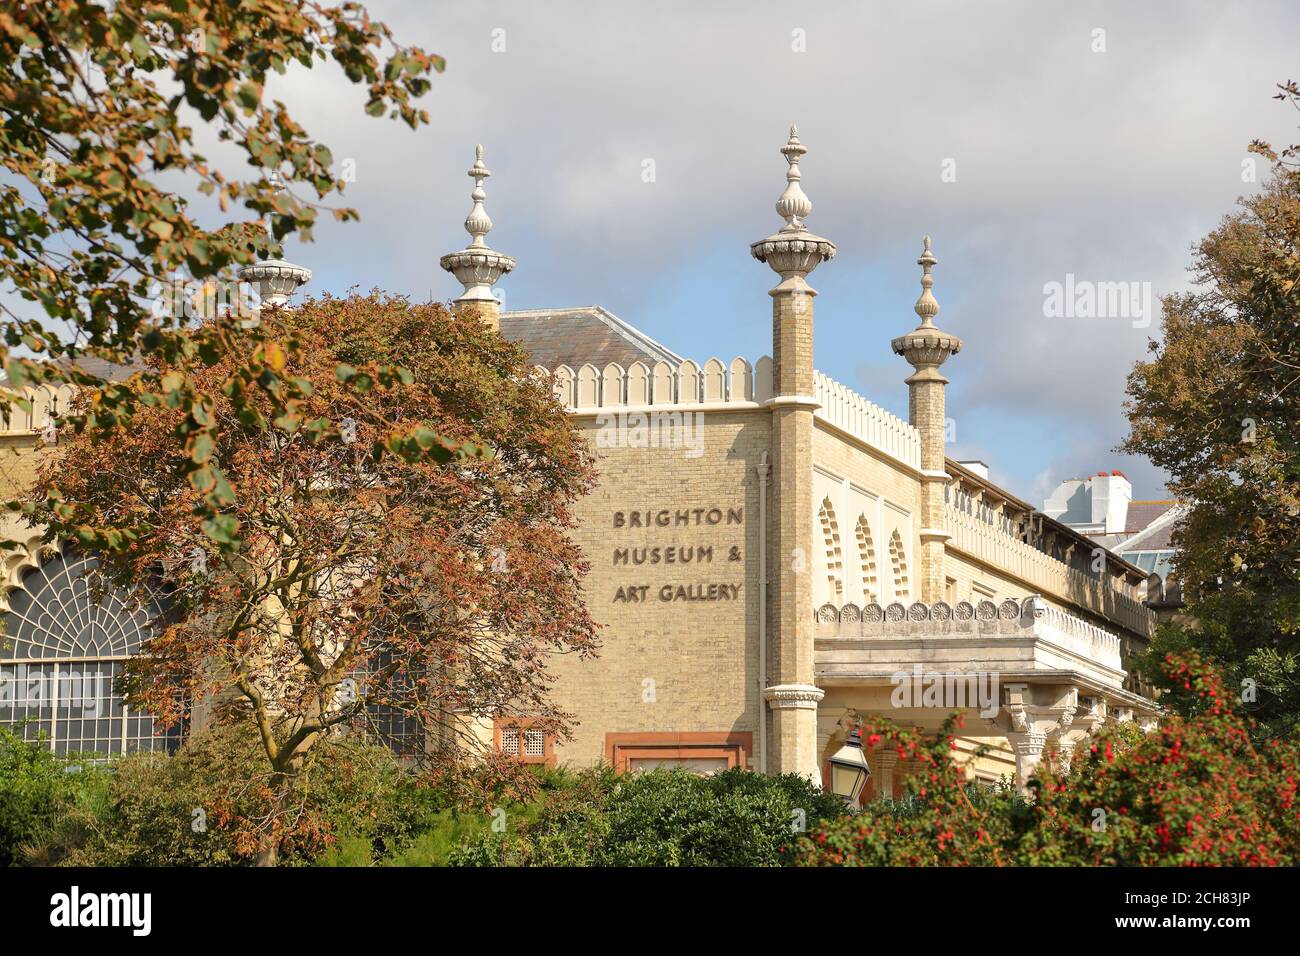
left=814, top=594, right=1125, bottom=684
left=945, top=503, right=1154, bottom=638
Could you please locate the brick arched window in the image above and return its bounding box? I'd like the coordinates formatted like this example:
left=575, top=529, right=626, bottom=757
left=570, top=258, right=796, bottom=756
left=817, top=497, right=844, bottom=603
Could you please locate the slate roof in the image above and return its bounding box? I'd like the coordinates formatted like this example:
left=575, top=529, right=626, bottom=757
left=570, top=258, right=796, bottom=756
left=1123, top=500, right=1178, bottom=537
left=501, top=307, right=682, bottom=371
left=1119, top=502, right=1184, bottom=552
left=60, top=355, right=146, bottom=383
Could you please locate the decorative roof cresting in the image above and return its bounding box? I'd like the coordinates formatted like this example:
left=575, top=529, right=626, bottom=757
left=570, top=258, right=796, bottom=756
left=440, top=144, right=516, bottom=303
left=751, top=124, right=836, bottom=292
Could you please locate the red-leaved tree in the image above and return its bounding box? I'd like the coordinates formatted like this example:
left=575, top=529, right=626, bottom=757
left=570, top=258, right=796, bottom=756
left=31, top=293, right=600, bottom=863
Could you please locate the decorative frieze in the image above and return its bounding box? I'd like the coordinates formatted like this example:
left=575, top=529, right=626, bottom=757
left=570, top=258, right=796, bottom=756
left=813, top=594, right=1124, bottom=672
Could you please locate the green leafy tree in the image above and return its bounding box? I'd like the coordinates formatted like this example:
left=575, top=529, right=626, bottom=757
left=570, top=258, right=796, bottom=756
left=0, top=0, right=449, bottom=548
left=1119, top=82, right=1300, bottom=735
left=0, top=724, right=96, bottom=865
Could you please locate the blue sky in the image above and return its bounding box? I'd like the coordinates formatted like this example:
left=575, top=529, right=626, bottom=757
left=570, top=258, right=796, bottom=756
left=185, top=2, right=1300, bottom=504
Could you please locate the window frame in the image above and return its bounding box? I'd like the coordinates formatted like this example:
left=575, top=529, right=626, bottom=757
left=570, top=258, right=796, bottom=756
left=493, top=717, right=556, bottom=767
left=603, top=732, right=752, bottom=774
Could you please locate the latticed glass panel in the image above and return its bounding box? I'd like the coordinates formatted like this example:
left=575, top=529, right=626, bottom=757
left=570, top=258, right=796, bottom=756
left=2, top=549, right=162, bottom=660
left=0, top=548, right=179, bottom=754
left=523, top=728, right=545, bottom=757
left=347, top=647, right=426, bottom=757
left=500, top=726, right=520, bottom=755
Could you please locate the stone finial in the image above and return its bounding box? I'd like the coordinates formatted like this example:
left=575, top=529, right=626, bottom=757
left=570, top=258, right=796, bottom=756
left=464, top=144, right=493, bottom=248
left=775, top=124, right=812, bottom=231
left=751, top=124, right=835, bottom=292
left=891, top=235, right=962, bottom=371
left=914, top=235, right=939, bottom=326
left=238, top=169, right=311, bottom=313
left=440, top=144, right=515, bottom=303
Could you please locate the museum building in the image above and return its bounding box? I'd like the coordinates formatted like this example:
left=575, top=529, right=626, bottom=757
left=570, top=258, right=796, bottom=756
left=0, top=129, right=1159, bottom=797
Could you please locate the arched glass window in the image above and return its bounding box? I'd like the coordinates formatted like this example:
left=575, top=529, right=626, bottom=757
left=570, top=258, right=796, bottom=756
left=0, top=547, right=180, bottom=755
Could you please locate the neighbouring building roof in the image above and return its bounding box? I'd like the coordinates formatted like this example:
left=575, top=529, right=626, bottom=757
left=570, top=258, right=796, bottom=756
left=1, top=355, right=145, bottom=391
left=1120, top=500, right=1179, bottom=540
left=501, top=306, right=683, bottom=371
left=59, top=355, right=146, bottom=383
left=1115, top=501, right=1185, bottom=553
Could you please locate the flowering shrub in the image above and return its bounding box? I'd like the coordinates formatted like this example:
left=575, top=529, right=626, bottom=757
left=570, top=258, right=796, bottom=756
left=792, top=652, right=1300, bottom=866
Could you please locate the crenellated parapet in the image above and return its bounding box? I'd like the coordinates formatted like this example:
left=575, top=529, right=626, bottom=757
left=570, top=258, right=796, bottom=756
left=812, top=370, right=921, bottom=470
left=537, top=356, right=768, bottom=410
left=0, top=383, right=78, bottom=436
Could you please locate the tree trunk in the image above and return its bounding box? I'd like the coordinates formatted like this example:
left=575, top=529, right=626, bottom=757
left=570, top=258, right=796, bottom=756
left=254, top=769, right=294, bottom=866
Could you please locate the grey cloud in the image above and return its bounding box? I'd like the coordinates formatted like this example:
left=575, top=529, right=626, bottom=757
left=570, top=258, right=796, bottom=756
left=243, top=0, right=1295, bottom=501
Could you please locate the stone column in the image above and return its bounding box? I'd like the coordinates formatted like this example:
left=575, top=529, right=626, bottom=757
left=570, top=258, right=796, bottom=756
left=439, top=145, right=514, bottom=331
left=873, top=749, right=898, bottom=801
left=892, top=239, right=961, bottom=603
left=1003, top=683, right=1079, bottom=792
left=751, top=126, right=835, bottom=781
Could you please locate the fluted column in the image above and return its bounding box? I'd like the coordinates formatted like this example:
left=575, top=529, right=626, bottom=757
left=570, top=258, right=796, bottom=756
left=752, top=126, right=834, bottom=781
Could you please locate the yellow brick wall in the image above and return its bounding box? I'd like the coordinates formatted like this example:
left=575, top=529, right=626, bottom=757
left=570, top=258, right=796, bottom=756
left=0, top=435, right=43, bottom=502
left=544, top=407, right=770, bottom=768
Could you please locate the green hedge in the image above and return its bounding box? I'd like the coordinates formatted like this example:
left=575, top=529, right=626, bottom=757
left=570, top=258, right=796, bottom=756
left=450, top=766, right=847, bottom=866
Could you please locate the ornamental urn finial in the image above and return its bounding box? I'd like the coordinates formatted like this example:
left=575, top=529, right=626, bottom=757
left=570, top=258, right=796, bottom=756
left=891, top=236, right=962, bottom=371
left=238, top=169, right=312, bottom=314
left=750, top=124, right=835, bottom=292
left=440, top=144, right=515, bottom=302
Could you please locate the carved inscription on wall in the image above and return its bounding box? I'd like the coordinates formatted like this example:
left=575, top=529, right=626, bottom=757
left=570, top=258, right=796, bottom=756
left=610, top=507, right=744, bottom=604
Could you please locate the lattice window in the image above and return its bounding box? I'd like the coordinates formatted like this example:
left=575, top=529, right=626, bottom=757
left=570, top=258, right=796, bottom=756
left=0, top=547, right=180, bottom=755
left=500, top=726, right=520, bottom=754
left=494, top=719, right=553, bottom=766
left=855, top=515, right=878, bottom=603
left=523, top=729, right=545, bottom=757
left=346, top=645, right=426, bottom=758
left=888, top=530, right=909, bottom=601
left=817, top=497, right=844, bottom=603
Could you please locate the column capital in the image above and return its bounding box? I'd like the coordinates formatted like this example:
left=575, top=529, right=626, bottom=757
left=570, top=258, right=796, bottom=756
left=751, top=125, right=835, bottom=293
left=763, top=683, right=825, bottom=711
